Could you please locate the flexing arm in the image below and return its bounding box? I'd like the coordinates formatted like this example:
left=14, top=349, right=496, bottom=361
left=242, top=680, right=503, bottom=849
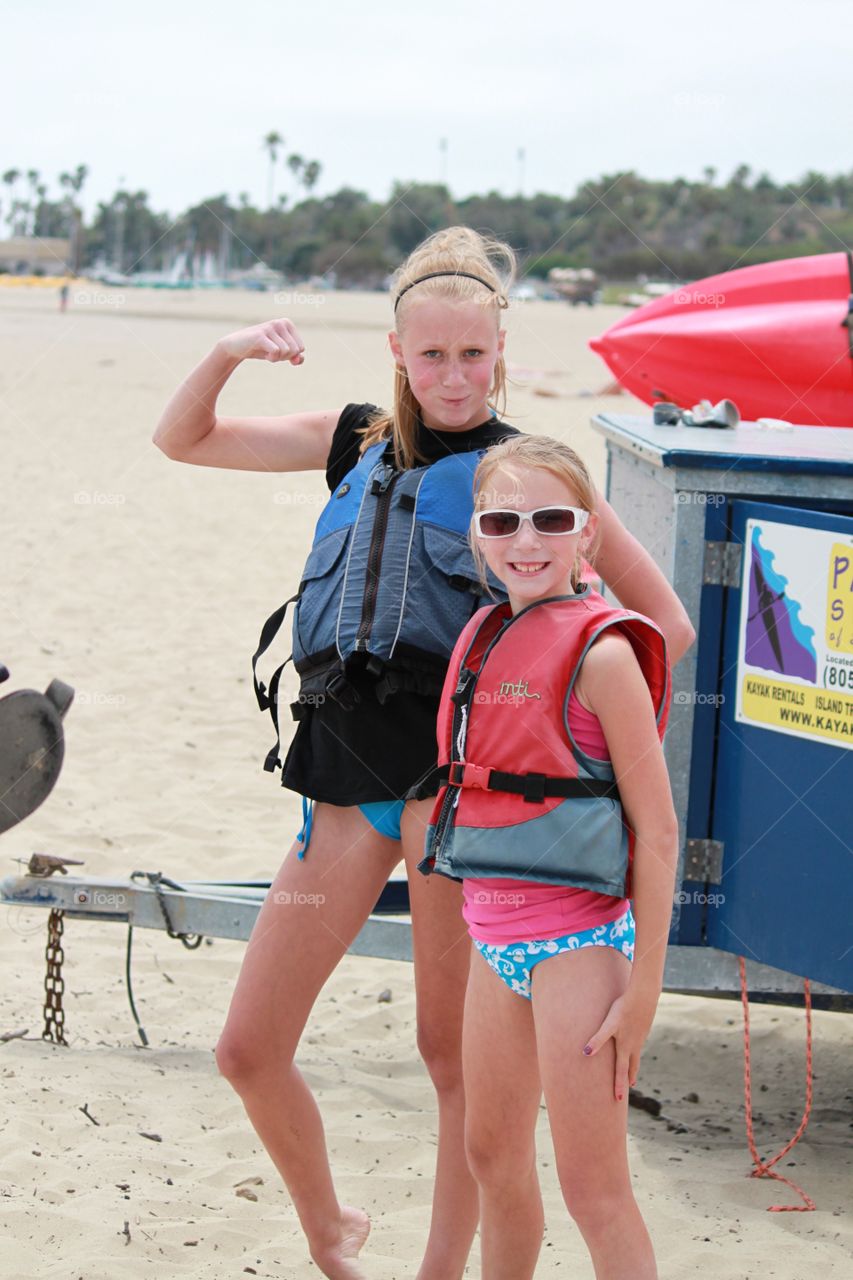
left=152, top=318, right=339, bottom=472
left=575, top=631, right=680, bottom=1099
left=594, top=492, right=695, bottom=666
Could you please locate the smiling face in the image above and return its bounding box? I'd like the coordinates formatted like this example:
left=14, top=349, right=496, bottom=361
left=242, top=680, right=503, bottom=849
left=388, top=297, right=505, bottom=432
left=474, top=464, right=597, bottom=613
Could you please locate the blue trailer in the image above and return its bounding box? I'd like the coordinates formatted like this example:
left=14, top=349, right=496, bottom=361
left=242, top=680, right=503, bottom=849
left=593, top=412, right=853, bottom=1000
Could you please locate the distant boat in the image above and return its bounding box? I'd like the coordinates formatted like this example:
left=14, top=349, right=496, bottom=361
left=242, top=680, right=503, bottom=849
left=590, top=252, right=853, bottom=426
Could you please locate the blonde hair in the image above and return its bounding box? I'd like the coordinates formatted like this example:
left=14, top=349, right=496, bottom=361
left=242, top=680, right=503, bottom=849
left=469, top=435, right=601, bottom=595
left=359, top=226, right=516, bottom=470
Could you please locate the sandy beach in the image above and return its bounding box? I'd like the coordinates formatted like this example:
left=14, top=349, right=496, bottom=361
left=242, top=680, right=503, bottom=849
left=1, top=283, right=850, bottom=1279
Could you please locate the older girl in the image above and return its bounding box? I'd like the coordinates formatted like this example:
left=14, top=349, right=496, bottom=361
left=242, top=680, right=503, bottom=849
left=154, top=228, right=693, bottom=1279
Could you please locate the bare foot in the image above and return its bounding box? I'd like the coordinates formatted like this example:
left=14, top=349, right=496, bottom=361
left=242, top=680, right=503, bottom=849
left=310, top=1205, right=371, bottom=1280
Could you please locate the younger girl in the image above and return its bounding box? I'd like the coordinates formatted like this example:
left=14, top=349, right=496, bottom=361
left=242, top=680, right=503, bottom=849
left=420, top=434, right=678, bottom=1279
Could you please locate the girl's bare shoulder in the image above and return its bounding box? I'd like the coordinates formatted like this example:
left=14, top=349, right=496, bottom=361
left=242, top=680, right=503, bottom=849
left=575, top=629, right=642, bottom=713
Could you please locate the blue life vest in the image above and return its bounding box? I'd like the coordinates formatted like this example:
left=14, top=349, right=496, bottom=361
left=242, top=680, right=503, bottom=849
left=252, top=429, right=513, bottom=775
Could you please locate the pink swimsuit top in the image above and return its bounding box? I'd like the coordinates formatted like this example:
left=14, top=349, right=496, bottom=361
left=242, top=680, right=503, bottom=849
left=462, top=687, right=629, bottom=944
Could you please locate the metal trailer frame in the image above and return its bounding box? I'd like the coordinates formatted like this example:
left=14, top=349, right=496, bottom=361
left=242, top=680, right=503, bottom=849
left=1, top=869, right=849, bottom=1011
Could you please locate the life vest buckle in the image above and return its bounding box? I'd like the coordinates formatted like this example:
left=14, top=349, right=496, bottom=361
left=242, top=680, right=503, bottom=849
left=448, top=761, right=492, bottom=790
left=324, top=669, right=361, bottom=710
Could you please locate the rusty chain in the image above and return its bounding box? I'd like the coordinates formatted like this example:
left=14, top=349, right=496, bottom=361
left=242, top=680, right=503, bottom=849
left=42, top=908, right=68, bottom=1046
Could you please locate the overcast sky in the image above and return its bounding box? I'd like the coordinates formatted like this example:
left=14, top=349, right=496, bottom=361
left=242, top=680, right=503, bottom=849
left=4, top=0, right=852, bottom=220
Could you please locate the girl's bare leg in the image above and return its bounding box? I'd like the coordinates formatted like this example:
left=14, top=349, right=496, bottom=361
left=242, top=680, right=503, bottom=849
left=462, top=946, right=545, bottom=1280
left=532, top=948, right=658, bottom=1280
left=400, top=798, right=480, bottom=1280
left=215, top=802, right=402, bottom=1280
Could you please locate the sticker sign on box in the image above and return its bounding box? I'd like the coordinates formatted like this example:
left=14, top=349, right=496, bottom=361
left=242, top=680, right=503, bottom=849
left=735, top=520, right=853, bottom=749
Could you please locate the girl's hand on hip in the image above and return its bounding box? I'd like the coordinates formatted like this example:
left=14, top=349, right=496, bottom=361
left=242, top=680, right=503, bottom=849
left=582, top=987, right=658, bottom=1102
left=217, top=318, right=305, bottom=364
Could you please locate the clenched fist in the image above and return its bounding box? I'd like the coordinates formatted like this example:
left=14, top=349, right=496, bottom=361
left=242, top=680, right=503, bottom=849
left=217, top=318, right=306, bottom=365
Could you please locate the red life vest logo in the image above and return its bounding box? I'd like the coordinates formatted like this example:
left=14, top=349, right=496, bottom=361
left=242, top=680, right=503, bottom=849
left=475, top=678, right=541, bottom=705
left=498, top=679, right=540, bottom=699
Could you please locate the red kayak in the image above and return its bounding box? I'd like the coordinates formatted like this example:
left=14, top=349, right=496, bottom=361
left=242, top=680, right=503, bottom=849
left=589, top=252, right=853, bottom=426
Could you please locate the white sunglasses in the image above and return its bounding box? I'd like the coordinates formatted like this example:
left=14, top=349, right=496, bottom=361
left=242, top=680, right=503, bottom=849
left=473, top=505, right=590, bottom=538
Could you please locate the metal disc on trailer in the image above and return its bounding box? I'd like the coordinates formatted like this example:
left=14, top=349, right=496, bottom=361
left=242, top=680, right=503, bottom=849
left=0, top=681, right=74, bottom=834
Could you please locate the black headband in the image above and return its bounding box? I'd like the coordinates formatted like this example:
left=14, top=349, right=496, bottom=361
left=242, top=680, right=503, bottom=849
left=393, top=270, right=497, bottom=312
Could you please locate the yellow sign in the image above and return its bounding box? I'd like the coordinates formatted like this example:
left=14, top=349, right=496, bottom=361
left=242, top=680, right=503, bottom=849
left=741, top=675, right=853, bottom=745
left=827, top=543, right=853, bottom=654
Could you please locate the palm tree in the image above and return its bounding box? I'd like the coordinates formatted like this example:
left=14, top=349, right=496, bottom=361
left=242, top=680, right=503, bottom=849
left=59, top=164, right=88, bottom=272
left=2, top=168, right=21, bottom=236
left=263, top=131, right=284, bottom=210
left=302, top=159, right=321, bottom=195
left=287, top=153, right=304, bottom=200
left=25, top=169, right=40, bottom=236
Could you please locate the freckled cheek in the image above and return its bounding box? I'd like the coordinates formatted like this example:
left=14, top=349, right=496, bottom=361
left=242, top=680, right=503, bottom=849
left=469, top=362, right=494, bottom=392
left=407, top=363, right=439, bottom=396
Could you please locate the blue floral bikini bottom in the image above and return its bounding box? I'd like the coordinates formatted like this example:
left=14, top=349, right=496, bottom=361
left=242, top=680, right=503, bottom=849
left=473, top=906, right=635, bottom=1000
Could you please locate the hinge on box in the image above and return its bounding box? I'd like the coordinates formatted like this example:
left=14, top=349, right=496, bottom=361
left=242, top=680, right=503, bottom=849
left=703, top=541, right=743, bottom=588
left=684, top=837, right=724, bottom=884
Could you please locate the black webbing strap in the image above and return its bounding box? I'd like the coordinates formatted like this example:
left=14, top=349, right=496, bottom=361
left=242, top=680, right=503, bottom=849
left=435, top=762, right=619, bottom=804
left=251, top=593, right=299, bottom=772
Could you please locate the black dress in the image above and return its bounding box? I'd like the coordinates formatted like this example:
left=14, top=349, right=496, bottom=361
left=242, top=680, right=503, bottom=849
left=278, top=402, right=519, bottom=806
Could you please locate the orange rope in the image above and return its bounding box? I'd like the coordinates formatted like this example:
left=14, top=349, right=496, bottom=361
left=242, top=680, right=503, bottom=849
left=738, top=955, right=815, bottom=1211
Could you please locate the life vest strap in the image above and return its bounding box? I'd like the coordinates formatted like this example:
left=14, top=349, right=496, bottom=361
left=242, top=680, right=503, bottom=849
left=437, top=762, right=618, bottom=804
left=251, top=592, right=300, bottom=773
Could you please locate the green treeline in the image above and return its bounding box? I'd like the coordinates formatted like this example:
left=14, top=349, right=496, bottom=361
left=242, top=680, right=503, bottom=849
left=3, top=163, right=852, bottom=282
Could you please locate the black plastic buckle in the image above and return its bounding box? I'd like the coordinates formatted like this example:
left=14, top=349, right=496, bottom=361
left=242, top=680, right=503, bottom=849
left=522, top=772, right=547, bottom=803
left=324, top=670, right=361, bottom=710
left=450, top=671, right=473, bottom=705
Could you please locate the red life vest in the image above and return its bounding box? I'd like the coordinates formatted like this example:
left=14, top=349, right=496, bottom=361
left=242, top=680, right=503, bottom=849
left=417, top=587, right=671, bottom=898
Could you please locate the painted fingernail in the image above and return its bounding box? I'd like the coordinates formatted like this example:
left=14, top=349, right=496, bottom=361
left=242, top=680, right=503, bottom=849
left=582, top=1045, right=592, bottom=1056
